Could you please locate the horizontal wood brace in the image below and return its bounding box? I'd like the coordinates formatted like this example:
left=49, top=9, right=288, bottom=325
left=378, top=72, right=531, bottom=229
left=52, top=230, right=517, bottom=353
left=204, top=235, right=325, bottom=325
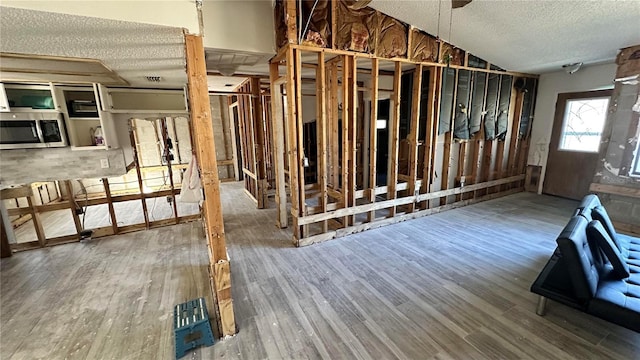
left=297, top=175, right=524, bottom=226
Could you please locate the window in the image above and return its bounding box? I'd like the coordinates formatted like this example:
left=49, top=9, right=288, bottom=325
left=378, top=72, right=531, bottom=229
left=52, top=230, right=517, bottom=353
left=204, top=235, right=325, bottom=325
left=558, top=97, right=610, bottom=152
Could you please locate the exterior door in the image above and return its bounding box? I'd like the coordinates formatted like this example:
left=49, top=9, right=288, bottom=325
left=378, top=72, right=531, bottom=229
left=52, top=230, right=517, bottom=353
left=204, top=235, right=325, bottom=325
left=543, top=90, right=612, bottom=200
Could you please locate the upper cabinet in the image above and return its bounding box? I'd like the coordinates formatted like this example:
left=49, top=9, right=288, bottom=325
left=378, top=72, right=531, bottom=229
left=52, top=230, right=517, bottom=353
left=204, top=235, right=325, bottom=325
left=100, top=87, right=188, bottom=113
left=1, top=83, right=59, bottom=113
left=1, top=82, right=188, bottom=151
left=55, top=84, right=119, bottom=150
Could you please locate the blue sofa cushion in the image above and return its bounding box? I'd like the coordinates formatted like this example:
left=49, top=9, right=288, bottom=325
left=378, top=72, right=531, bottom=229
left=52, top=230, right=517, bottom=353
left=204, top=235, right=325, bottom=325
left=587, top=221, right=630, bottom=279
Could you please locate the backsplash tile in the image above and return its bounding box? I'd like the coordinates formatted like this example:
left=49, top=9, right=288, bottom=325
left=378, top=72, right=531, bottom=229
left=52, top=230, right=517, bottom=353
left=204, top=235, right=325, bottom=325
left=0, top=147, right=127, bottom=186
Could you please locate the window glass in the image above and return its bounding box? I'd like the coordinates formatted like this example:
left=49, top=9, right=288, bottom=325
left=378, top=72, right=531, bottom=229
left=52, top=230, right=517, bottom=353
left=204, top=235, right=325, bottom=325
left=559, top=97, right=609, bottom=152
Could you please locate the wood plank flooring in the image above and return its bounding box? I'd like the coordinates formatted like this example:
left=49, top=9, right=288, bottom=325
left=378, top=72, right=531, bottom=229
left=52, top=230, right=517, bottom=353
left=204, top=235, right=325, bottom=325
left=1, top=181, right=639, bottom=359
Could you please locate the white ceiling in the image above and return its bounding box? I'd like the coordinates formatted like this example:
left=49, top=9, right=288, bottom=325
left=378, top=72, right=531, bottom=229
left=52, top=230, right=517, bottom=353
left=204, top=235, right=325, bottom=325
left=370, top=0, right=640, bottom=73
left=207, top=75, right=248, bottom=92
left=0, top=6, right=187, bottom=87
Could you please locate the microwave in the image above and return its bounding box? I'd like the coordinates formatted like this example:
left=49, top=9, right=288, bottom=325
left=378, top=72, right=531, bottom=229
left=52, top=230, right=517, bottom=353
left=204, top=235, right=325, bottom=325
left=0, top=112, right=67, bottom=149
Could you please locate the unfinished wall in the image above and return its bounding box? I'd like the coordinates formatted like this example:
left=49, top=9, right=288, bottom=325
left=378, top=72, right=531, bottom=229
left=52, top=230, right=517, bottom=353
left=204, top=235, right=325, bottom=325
left=0, top=148, right=127, bottom=186
left=527, top=62, right=616, bottom=193
left=590, top=45, right=640, bottom=233
left=210, top=95, right=235, bottom=180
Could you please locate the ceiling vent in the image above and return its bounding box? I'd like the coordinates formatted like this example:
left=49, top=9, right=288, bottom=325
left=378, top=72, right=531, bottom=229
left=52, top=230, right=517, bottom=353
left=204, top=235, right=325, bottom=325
left=145, top=75, right=162, bottom=82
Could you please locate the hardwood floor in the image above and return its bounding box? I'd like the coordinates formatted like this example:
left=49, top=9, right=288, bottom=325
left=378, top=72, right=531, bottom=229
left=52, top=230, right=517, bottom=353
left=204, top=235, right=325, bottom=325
left=1, top=181, right=638, bottom=359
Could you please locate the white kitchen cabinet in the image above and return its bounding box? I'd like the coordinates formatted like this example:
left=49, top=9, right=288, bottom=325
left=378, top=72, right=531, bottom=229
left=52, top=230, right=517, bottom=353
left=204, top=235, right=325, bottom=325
left=100, top=87, right=188, bottom=113
left=56, top=84, right=119, bottom=150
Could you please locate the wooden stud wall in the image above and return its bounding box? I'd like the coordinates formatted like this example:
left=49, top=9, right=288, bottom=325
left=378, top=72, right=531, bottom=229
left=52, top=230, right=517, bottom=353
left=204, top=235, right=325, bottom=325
left=1, top=117, right=201, bottom=253
left=226, top=78, right=274, bottom=209
left=270, top=44, right=536, bottom=247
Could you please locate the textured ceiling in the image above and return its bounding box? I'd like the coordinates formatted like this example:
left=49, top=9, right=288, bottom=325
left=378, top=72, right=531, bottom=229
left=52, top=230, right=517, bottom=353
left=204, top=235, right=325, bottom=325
left=0, top=6, right=187, bottom=87
left=207, top=75, right=248, bottom=92
left=370, top=0, right=640, bottom=73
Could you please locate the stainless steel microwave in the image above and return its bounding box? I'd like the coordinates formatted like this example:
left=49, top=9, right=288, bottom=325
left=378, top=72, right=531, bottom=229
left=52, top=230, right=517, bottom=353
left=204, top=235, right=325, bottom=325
left=0, top=112, right=67, bottom=149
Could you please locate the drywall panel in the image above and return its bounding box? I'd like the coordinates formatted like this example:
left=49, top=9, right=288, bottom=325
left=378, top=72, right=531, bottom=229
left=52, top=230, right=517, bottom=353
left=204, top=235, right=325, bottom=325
left=201, top=0, right=275, bottom=54
left=527, top=62, right=616, bottom=193
left=1, top=1, right=199, bottom=34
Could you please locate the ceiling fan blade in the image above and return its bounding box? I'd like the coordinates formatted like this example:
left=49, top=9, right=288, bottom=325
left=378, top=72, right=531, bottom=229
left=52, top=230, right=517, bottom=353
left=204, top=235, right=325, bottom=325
left=452, top=0, right=472, bottom=9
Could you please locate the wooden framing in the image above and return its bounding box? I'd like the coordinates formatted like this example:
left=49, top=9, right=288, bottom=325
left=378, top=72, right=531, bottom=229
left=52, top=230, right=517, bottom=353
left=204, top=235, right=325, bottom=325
left=270, top=42, right=537, bottom=246
left=269, top=62, right=288, bottom=228
left=185, top=34, right=235, bottom=336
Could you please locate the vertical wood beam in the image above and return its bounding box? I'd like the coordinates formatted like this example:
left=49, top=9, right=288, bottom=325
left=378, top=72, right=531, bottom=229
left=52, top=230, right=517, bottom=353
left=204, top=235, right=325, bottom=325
left=185, top=34, right=235, bottom=336
left=294, top=48, right=307, bottom=238
left=228, top=101, right=241, bottom=181
left=285, top=0, right=298, bottom=44
left=421, top=67, right=440, bottom=209
left=285, top=47, right=302, bottom=241
left=26, top=191, right=45, bottom=247
left=507, top=91, right=525, bottom=178
left=269, top=63, right=288, bottom=228
left=64, top=180, right=83, bottom=236
left=407, top=64, right=423, bottom=213
left=317, top=52, right=329, bottom=233
left=349, top=56, right=358, bottom=225
left=129, top=120, right=150, bottom=229
left=388, top=62, right=402, bottom=217
left=330, top=63, right=340, bottom=191
left=160, top=118, right=179, bottom=223
left=102, top=178, right=119, bottom=234
left=368, top=58, right=379, bottom=222
left=341, top=55, right=351, bottom=225
left=440, top=69, right=459, bottom=205
left=251, top=78, right=268, bottom=208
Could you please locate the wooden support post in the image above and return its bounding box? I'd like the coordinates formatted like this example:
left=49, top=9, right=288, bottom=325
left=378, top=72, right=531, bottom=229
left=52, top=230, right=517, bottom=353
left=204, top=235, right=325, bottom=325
left=388, top=62, right=402, bottom=217
left=285, top=0, right=298, bottom=44
left=160, top=118, right=180, bottom=223
left=421, top=67, right=439, bottom=209
left=185, top=34, right=236, bottom=336
left=341, top=55, right=351, bottom=225
left=317, top=52, right=329, bottom=233
left=228, top=101, right=241, bottom=181
left=285, top=46, right=302, bottom=241
left=440, top=69, right=459, bottom=205
left=407, top=64, right=423, bottom=213
left=507, top=91, right=525, bottom=179
left=294, top=48, right=307, bottom=238
left=368, top=58, right=379, bottom=222
left=129, top=120, right=150, bottom=229
left=269, top=62, right=288, bottom=228
left=64, top=180, right=83, bottom=237
left=329, top=62, right=340, bottom=191
left=102, top=178, right=119, bottom=234
left=26, top=190, right=46, bottom=247
left=251, top=78, right=268, bottom=208
left=348, top=55, right=357, bottom=225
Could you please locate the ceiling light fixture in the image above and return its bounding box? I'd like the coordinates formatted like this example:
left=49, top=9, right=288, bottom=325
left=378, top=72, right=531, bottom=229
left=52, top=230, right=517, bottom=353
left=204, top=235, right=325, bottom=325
left=562, top=62, right=583, bottom=74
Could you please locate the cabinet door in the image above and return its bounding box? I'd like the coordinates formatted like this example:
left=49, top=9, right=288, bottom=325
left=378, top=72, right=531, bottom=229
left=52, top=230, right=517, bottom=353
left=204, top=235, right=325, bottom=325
left=0, top=83, right=10, bottom=112
left=94, top=84, right=119, bottom=149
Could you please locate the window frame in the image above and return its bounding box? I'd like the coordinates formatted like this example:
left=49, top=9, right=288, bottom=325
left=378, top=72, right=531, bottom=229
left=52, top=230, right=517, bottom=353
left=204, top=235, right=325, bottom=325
left=557, top=95, right=611, bottom=154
